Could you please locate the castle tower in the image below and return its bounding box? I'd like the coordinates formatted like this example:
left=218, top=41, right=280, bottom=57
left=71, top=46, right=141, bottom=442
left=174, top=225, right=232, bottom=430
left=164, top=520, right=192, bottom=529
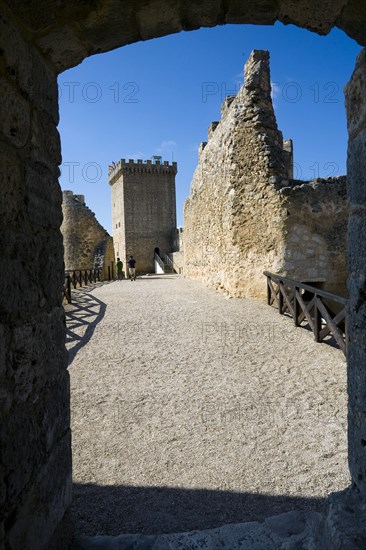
left=109, top=158, right=177, bottom=274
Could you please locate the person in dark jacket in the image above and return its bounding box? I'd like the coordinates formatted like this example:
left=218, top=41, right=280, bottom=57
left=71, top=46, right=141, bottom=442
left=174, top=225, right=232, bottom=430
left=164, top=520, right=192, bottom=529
left=127, top=256, right=136, bottom=281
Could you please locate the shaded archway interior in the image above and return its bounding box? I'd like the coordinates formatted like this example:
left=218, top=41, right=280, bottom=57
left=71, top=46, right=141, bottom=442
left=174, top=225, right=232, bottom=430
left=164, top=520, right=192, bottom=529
left=7, top=0, right=366, bottom=73
left=1, top=1, right=366, bottom=549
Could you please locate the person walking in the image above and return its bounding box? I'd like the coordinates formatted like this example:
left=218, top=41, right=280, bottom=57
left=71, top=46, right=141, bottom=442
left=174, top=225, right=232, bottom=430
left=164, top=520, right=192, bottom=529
left=127, top=256, right=136, bottom=281
left=116, top=257, right=123, bottom=280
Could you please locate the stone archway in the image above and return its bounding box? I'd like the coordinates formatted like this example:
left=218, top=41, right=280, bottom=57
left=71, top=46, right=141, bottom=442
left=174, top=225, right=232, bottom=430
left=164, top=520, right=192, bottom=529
left=1, top=1, right=365, bottom=548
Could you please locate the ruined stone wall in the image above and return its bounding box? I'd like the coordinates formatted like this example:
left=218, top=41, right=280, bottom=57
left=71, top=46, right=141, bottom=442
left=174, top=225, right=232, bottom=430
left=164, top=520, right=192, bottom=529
left=0, top=3, right=71, bottom=549
left=61, top=190, right=114, bottom=279
left=280, top=177, right=348, bottom=296
left=184, top=50, right=290, bottom=298
left=1, top=3, right=366, bottom=549
left=344, top=48, right=366, bottom=504
left=109, top=159, right=177, bottom=274
left=183, top=50, right=348, bottom=299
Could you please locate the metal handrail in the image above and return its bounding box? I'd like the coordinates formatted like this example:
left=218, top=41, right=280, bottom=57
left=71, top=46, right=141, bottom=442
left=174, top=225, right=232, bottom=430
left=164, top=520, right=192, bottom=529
left=154, top=252, right=165, bottom=270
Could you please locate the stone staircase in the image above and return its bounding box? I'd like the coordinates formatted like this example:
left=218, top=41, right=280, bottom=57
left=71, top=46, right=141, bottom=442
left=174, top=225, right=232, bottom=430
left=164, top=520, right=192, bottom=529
left=154, top=252, right=175, bottom=274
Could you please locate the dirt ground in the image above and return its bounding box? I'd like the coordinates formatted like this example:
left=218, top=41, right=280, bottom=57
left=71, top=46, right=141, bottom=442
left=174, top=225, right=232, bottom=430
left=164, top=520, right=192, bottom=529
left=66, top=275, right=349, bottom=536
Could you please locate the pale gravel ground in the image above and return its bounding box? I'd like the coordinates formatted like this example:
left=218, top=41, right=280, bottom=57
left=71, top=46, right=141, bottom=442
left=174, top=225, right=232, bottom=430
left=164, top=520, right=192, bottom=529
left=66, top=275, right=350, bottom=537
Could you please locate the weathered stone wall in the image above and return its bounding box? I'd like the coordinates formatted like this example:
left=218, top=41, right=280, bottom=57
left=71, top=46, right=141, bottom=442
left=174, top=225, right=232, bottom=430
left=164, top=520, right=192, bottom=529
left=183, top=50, right=348, bottom=299
left=109, top=159, right=177, bottom=274
left=184, top=50, right=291, bottom=298
left=0, top=2, right=71, bottom=549
left=281, top=177, right=348, bottom=296
left=170, top=251, right=184, bottom=273
left=345, top=47, right=366, bottom=499
left=61, top=190, right=114, bottom=279
left=7, top=0, right=365, bottom=74
left=1, top=1, right=366, bottom=549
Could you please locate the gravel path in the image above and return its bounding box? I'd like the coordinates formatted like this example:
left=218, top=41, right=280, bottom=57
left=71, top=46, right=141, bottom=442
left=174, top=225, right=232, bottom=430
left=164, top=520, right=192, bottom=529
left=66, top=275, right=349, bottom=537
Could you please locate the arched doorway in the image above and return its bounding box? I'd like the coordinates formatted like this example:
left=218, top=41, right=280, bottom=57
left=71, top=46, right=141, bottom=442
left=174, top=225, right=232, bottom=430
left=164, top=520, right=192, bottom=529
left=1, top=2, right=366, bottom=548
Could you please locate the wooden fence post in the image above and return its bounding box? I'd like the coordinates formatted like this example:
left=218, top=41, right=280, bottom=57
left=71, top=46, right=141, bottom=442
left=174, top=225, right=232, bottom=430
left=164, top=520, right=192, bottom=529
left=267, top=277, right=271, bottom=305
left=293, top=285, right=299, bottom=326
left=278, top=282, right=284, bottom=314
left=66, top=275, right=71, bottom=304
left=314, top=295, right=321, bottom=342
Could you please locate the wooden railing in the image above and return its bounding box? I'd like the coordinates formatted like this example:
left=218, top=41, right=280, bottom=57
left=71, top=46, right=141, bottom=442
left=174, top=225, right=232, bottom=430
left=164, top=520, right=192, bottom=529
left=264, top=271, right=348, bottom=356
left=63, top=268, right=102, bottom=304
left=63, top=274, right=72, bottom=304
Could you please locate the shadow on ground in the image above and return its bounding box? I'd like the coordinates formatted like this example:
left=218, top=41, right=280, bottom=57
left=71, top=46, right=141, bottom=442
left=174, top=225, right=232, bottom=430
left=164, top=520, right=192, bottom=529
left=65, top=283, right=110, bottom=365
left=71, top=483, right=324, bottom=536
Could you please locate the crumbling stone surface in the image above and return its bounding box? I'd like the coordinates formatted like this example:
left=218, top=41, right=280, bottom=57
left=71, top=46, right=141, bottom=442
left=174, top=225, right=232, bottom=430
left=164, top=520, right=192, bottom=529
left=0, top=1, right=366, bottom=549
left=280, top=177, right=348, bottom=296
left=345, top=48, right=366, bottom=500
left=61, top=191, right=114, bottom=279
left=3, top=0, right=366, bottom=72
left=324, top=487, right=366, bottom=549
left=0, top=2, right=70, bottom=549
left=72, top=510, right=324, bottom=549
left=183, top=50, right=348, bottom=299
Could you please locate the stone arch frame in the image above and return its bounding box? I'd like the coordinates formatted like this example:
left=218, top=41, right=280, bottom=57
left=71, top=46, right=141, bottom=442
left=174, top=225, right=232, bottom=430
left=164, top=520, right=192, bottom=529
left=1, top=1, right=365, bottom=548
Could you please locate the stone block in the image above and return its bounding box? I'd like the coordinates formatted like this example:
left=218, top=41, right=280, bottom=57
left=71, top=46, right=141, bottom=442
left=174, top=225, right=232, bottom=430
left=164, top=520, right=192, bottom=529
left=324, top=487, right=366, bottom=549
left=347, top=129, right=366, bottom=207
left=31, top=108, right=61, bottom=172
left=0, top=7, right=32, bottom=92
left=1, top=403, right=43, bottom=508
left=0, top=12, right=58, bottom=121
left=41, top=371, right=70, bottom=454
left=0, top=140, right=24, bottom=226
left=8, top=312, right=67, bottom=394
left=348, top=208, right=366, bottom=277
left=225, top=0, right=278, bottom=24
left=36, top=26, right=88, bottom=73
left=0, top=228, right=64, bottom=318
left=25, top=160, right=63, bottom=229
left=29, top=49, right=59, bottom=122
left=279, top=0, right=347, bottom=34
left=0, top=76, right=30, bottom=148
left=7, top=432, right=72, bottom=550
left=345, top=49, right=366, bottom=142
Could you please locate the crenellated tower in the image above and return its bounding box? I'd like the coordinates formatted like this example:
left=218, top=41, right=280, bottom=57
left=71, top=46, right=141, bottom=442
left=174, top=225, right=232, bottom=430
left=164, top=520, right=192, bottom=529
left=109, top=158, right=177, bottom=274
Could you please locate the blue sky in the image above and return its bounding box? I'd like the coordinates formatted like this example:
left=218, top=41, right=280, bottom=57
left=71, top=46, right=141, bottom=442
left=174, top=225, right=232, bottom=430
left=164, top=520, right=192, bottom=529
left=58, top=22, right=361, bottom=233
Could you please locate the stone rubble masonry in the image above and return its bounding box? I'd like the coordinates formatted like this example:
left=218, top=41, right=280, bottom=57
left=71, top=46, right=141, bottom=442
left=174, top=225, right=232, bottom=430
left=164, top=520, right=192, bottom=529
left=183, top=50, right=348, bottom=299
left=1, top=1, right=366, bottom=549
left=109, top=158, right=177, bottom=274
left=4, top=0, right=366, bottom=75
left=61, top=190, right=114, bottom=279
left=322, top=47, right=366, bottom=548
left=0, top=2, right=71, bottom=549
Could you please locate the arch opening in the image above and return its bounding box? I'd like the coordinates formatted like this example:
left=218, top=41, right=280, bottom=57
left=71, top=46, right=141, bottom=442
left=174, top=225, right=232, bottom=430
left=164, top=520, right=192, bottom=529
left=1, top=2, right=366, bottom=548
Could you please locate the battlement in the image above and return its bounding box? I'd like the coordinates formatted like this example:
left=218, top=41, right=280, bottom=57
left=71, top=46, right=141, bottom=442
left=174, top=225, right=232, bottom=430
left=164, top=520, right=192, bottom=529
left=109, top=158, right=177, bottom=184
